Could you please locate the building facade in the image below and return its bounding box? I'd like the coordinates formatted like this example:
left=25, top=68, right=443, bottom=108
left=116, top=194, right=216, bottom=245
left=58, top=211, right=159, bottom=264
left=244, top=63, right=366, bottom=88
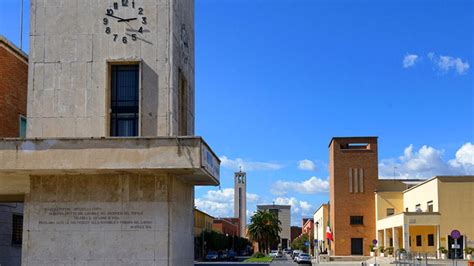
left=376, top=176, right=474, bottom=259
left=0, top=1, right=220, bottom=265
left=313, top=204, right=329, bottom=254
left=0, top=35, right=28, bottom=138
left=213, top=218, right=239, bottom=236
left=0, top=35, right=28, bottom=266
left=329, top=137, right=378, bottom=256
left=234, top=171, right=247, bottom=238
left=257, top=204, right=291, bottom=250
left=290, top=226, right=302, bottom=244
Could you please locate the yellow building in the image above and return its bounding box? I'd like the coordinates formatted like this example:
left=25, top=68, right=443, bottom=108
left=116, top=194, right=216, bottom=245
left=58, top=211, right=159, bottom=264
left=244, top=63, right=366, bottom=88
left=375, top=176, right=474, bottom=259
left=194, top=208, right=215, bottom=236
left=313, top=204, right=329, bottom=255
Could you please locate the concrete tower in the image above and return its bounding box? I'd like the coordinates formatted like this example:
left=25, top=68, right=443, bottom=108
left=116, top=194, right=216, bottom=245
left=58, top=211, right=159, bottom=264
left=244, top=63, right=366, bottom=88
left=234, top=170, right=247, bottom=238
left=0, top=1, right=220, bottom=265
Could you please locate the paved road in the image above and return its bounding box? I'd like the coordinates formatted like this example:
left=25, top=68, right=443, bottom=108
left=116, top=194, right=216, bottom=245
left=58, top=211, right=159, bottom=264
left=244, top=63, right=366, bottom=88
left=195, top=254, right=300, bottom=265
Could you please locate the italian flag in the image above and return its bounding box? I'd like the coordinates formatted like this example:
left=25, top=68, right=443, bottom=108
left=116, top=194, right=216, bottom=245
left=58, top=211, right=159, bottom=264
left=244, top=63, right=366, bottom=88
left=326, top=221, right=333, bottom=241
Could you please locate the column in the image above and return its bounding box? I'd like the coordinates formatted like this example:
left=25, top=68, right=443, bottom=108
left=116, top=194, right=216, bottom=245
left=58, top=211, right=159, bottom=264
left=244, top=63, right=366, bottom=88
left=384, top=229, right=389, bottom=248
left=393, top=227, right=399, bottom=250
left=402, top=223, right=410, bottom=252
left=436, top=225, right=440, bottom=259
left=377, top=230, right=383, bottom=248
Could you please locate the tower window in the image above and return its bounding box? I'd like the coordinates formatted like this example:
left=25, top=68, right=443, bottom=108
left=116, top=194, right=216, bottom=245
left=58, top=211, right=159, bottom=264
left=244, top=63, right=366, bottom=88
left=110, top=65, right=139, bottom=137
left=427, top=201, right=433, bottom=212
left=19, top=115, right=27, bottom=138
left=178, top=70, right=188, bottom=136
left=350, top=216, right=363, bottom=225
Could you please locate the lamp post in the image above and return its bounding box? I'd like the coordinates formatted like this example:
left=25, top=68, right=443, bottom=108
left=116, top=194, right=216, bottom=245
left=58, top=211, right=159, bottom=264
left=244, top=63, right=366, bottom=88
left=315, top=221, right=319, bottom=264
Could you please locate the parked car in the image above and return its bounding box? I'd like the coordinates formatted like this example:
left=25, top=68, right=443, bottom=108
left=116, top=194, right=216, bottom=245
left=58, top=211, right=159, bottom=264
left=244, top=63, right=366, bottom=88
left=227, top=250, right=237, bottom=261
left=296, top=253, right=312, bottom=264
left=205, top=251, right=218, bottom=261
left=269, top=250, right=278, bottom=257
left=284, top=248, right=293, bottom=255
left=218, top=251, right=228, bottom=260
left=276, top=250, right=283, bottom=258
left=292, top=250, right=301, bottom=261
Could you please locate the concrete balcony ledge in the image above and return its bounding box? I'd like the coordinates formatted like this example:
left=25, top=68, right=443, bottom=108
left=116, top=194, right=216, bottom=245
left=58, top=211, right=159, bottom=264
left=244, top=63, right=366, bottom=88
left=0, top=137, right=220, bottom=197
left=377, top=212, right=441, bottom=230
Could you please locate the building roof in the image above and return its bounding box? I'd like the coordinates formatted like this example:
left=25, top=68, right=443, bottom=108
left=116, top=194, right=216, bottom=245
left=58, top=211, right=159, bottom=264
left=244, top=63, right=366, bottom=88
left=313, top=203, right=328, bottom=215
left=402, top=175, right=474, bottom=193
left=194, top=208, right=215, bottom=219
left=257, top=204, right=291, bottom=210
left=0, top=35, right=28, bottom=62
left=328, top=136, right=378, bottom=147
left=376, top=179, right=425, bottom=192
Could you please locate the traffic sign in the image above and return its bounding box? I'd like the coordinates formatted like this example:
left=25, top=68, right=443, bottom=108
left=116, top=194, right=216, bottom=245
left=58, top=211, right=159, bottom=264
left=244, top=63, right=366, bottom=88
left=373, top=239, right=378, bottom=245
left=314, top=239, right=318, bottom=244
left=451, top=229, right=461, bottom=240
left=305, top=241, right=310, bottom=246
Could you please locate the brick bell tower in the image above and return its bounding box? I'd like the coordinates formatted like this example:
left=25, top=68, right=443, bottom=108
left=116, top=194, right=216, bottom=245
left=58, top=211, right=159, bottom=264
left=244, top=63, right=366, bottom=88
left=329, top=137, right=378, bottom=256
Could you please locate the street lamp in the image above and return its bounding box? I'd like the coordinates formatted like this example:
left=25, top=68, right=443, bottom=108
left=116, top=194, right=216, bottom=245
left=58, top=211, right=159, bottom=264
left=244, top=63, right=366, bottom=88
left=315, top=221, right=319, bottom=264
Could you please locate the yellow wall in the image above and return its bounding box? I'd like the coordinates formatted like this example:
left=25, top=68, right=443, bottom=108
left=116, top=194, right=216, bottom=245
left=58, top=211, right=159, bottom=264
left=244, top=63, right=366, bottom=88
left=376, top=192, right=404, bottom=220
left=438, top=178, right=474, bottom=247
left=194, top=209, right=214, bottom=236
left=403, top=178, right=439, bottom=212
left=408, top=225, right=437, bottom=254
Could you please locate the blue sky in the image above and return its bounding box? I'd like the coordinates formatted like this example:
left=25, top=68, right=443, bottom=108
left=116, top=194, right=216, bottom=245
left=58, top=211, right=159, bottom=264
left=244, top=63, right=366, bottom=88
left=1, top=0, right=472, bottom=225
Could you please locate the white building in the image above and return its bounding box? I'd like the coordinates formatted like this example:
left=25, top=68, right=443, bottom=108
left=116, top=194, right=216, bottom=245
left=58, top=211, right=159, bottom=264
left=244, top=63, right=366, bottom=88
left=257, top=204, right=291, bottom=250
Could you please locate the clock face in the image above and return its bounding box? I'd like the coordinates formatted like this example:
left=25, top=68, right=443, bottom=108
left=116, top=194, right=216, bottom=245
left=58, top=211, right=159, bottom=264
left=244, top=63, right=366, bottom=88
left=103, top=0, right=147, bottom=44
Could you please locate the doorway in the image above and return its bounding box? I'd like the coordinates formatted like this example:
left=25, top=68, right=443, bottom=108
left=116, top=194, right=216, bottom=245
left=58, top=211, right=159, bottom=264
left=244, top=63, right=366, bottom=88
left=351, top=238, right=363, bottom=255
left=448, top=235, right=464, bottom=259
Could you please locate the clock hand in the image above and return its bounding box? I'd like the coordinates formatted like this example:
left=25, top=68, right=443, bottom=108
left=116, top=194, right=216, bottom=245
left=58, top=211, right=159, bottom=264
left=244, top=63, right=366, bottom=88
left=106, top=14, right=126, bottom=21
left=118, top=17, right=138, bottom=22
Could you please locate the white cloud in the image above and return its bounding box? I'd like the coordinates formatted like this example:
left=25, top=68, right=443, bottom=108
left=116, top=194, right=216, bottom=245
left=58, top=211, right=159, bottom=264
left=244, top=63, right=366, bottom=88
left=220, top=156, right=283, bottom=172
left=298, top=159, right=317, bottom=171
left=273, top=197, right=313, bottom=226
left=379, top=142, right=474, bottom=179
left=195, top=188, right=260, bottom=218
left=271, top=176, right=329, bottom=195
left=403, top=54, right=419, bottom=68
left=428, top=53, right=470, bottom=74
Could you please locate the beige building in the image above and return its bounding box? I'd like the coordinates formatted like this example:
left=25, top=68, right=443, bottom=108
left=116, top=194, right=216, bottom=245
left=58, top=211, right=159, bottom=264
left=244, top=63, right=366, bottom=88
left=313, top=204, right=329, bottom=254
left=0, top=0, right=219, bottom=265
left=376, top=176, right=474, bottom=259
left=257, top=204, right=291, bottom=250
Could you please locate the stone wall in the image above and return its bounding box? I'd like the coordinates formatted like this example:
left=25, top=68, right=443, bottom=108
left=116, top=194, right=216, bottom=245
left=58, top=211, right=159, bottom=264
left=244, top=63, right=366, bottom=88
left=21, top=174, right=194, bottom=265
left=27, top=0, right=195, bottom=138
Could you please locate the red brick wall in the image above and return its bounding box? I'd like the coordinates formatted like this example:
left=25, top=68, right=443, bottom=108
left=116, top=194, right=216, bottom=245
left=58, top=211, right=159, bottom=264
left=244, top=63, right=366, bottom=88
left=329, top=137, right=378, bottom=256
left=0, top=43, right=28, bottom=138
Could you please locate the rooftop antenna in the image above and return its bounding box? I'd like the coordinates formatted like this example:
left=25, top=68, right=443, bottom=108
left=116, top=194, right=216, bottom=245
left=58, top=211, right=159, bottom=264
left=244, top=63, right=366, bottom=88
left=239, top=165, right=242, bottom=172
left=20, top=0, right=24, bottom=50
left=393, top=166, right=398, bottom=179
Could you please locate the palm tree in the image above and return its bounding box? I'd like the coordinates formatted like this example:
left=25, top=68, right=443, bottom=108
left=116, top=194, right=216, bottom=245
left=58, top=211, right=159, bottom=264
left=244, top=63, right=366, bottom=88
left=247, top=210, right=281, bottom=254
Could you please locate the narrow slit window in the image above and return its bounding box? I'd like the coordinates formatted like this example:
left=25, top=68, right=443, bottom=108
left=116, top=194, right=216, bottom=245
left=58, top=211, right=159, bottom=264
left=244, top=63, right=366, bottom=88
left=349, top=168, right=353, bottom=193
left=110, top=65, right=139, bottom=137
left=178, top=70, right=188, bottom=136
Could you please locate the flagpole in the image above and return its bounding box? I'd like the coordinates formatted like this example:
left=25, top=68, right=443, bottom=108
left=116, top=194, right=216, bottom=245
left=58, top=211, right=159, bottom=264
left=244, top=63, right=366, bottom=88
left=20, top=0, right=24, bottom=50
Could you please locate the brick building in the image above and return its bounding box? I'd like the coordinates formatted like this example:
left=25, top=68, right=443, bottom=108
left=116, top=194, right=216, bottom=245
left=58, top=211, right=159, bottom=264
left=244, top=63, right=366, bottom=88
left=0, top=35, right=28, bottom=138
left=329, top=137, right=378, bottom=256
left=290, top=226, right=302, bottom=244
left=302, top=218, right=314, bottom=238
left=213, top=218, right=239, bottom=236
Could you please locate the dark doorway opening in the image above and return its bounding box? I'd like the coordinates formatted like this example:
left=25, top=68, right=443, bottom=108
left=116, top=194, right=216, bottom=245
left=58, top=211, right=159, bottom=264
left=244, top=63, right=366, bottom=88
left=351, top=238, right=363, bottom=255
left=448, top=235, right=464, bottom=259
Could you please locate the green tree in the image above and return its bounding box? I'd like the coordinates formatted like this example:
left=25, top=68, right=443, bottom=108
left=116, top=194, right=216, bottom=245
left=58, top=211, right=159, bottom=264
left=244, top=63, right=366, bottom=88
left=247, top=210, right=281, bottom=254
left=291, top=234, right=309, bottom=252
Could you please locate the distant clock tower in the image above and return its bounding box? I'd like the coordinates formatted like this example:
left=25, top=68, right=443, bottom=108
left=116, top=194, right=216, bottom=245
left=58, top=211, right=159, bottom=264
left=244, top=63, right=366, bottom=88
left=234, top=170, right=247, bottom=238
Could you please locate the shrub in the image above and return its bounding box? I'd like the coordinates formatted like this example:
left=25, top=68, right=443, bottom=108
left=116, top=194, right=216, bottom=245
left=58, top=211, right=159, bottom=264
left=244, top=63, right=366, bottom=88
left=378, top=246, right=385, bottom=253
left=438, top=247, right=447, bottom=254
left=369, top=244, right=375, bottom=252
left=386, top=247, right=394, bottom=255
left=252, top=252, right=265, bottom=258
left=464, top=247, right=472, bottom=255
